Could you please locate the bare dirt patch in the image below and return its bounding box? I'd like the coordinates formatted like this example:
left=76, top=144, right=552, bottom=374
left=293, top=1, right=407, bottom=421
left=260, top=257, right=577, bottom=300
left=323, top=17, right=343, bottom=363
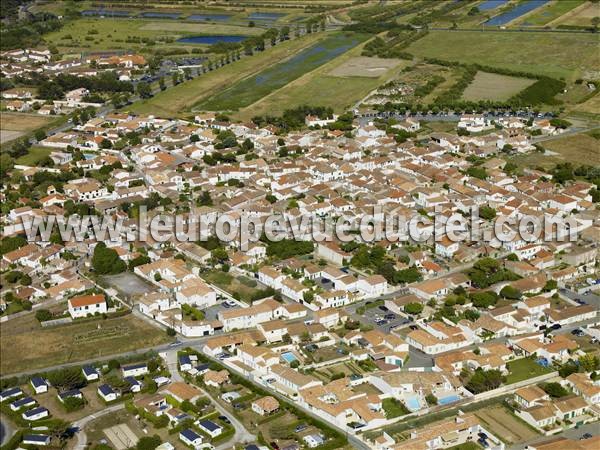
left=329, top=56, right=403, bottom=78
left=475, top=405, right=538, bottom=444
left=462, top=71, right=536, bottom=102
left=0, top=129, right=24, bottom=144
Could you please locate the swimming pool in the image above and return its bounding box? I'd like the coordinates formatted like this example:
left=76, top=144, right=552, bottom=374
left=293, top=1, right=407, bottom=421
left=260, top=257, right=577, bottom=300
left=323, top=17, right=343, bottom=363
left=438, top=394, right=460, bottom=405
left=478, top=0, right=509, bottom=11
left=281, top=352, right=298, bottom=364
left=404, top=395, right=421, bottom=411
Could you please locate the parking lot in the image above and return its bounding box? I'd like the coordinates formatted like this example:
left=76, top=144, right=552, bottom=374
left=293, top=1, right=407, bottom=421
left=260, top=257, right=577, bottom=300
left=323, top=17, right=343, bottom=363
left=356, top=303, right=413, bottom=334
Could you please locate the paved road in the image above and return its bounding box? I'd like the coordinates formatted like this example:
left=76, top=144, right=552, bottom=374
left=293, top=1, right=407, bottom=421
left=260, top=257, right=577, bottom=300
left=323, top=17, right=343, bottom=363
left=162, top=350, right=256, bottom=449
left=72, top=404, right=126, bottom=450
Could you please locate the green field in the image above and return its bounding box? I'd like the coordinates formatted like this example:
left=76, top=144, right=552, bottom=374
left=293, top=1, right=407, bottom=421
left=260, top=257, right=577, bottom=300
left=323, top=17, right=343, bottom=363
left=553, top=1, right=600, bottom=27
left=238, top=40, right=407, bottom=119
left=0, top=312, right=170, bottom=374
left=516, top=0, right=586, bottom=26
left=197, top=32, right=367, bottom=111
left=541, top=131, right=600, bottom=166
left=505, top=358, right=553, bottom=384
left=43, top=18, right=263, bottom=55
left=462, top=71, right=536, bottom=101
left=15, top=146, right=52, bottom=166
left=407, top=30, right=599, bottom=80
left=127, top=32, right=326, bottom=117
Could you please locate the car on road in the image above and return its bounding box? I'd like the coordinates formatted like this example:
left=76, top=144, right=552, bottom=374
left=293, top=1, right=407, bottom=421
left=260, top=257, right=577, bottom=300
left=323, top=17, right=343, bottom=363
left=571, top=329, right=585, bottom=337
left=580, top=433, right=593, bottom=440
left=550, top=323, right=562, bottom=330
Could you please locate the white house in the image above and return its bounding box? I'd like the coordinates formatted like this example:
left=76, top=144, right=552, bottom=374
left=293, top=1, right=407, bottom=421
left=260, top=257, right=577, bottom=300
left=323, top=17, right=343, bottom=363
left=67, top=294, right=107, bottom=319
left=121, top=363, right=149, bottom=378
left=179, top=429, right=203, bottom=448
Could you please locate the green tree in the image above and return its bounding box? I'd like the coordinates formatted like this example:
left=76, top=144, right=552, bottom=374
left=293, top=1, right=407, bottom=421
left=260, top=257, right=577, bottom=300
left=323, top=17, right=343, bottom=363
left=136, top=435, right=161, bottom=450
left=404, top=302, right=423, bottom=315
left=92, top=243, right=126, bottom=274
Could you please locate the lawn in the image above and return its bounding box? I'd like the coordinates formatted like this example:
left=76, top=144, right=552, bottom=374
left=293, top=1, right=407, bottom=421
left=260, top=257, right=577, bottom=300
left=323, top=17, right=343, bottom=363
left=197, top=32, right=367, bottom=111
left=382, top=398, right=409, bottom=419
left=516, top=0, right=585, bottom=26
left=505, top=357, right=553, bottom=384
left=542, top=131, right=600, bottom=166
left=202, top=270, right=270, bottom=303
left=127, top=32, right=325, bottom=117
left=15, top=146, right=52, bottom=166
left=0, top=313, right=170, bottom=374
left=407, top=30, right=599, bottom=80
left=462, top=71, right=536, bottom=101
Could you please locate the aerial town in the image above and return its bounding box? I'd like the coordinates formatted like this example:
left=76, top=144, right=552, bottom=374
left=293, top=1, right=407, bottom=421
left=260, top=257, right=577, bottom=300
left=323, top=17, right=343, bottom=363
left=0, top=1, right=598, bottom=450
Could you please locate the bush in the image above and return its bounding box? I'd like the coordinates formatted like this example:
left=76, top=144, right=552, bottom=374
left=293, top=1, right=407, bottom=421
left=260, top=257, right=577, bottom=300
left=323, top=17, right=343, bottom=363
left=35, top=309, right=53, bottom=322
left=404, top=302, right=424, bottom=315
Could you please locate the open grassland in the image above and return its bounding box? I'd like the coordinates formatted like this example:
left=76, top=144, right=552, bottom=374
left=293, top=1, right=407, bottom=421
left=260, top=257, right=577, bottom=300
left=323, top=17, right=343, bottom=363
left=235, top=39, right=408, bottom=119
left=43, top=18, right=261, bottom=54
left=329, top=56, right=403, bottom=77
left=197, top=32, right=367, bottom=111
left=15, top=146, right=52, bottom=166
left=475, top=405, right=538, bottom=444
left=571, top=92, right=600, bottom=116
left=1, top=112, right=57, bottom=131
left=0, top=113, right=60, bottom=145
left=541, top=131, right=600, bottom=166
left=407, top=30, right=599, bottom=80
left=516, top=0, right=586, bottom=26
left=552, top=0, right=599, bottom=26
left=127, top=32, right=325, bottom=117
left=462, top=71, right=536, bottom=101
left=0, top=313, right=170, bottom=374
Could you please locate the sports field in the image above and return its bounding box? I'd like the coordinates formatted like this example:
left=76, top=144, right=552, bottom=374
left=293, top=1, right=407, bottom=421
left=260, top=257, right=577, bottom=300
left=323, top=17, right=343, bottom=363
left=407, top=30, right=599, bottom=80
left=197, top=32, right=366, bottom=111
left=462, top=71, right=536, bottom=101
left=127, top=32, right=325, bottom=116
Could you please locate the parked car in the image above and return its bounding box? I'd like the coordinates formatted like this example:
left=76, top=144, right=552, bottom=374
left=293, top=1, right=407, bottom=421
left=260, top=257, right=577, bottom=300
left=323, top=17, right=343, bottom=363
left=550, top=323, right=562, bottom=330
left=571, top=329, right=585, bottom=337
left=580, top=433, right=593, bottom=440
left=378, top=305, right=389, bottom=312
left=218, top=415, right=231, bottom=424
left=295, top=424, right=308, bottom=433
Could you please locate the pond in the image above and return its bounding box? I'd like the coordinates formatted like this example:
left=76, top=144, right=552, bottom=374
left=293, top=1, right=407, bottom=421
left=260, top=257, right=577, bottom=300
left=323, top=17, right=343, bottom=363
left=81, top=9, right=131, bottom=17
left=248, top=12, right=285, bottom=21
left=140, top=12, right=181, bottom=19
left=478, top=0, right=509, bottom=11
left=177, top=35, right=247, bottom=45
left=187, top=14, right=232, bottom=22
left=485, top=0, right=549, bottom=26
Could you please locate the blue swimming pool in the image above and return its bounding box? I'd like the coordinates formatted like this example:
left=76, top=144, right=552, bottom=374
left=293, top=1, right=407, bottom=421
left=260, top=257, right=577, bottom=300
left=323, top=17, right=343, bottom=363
left=485, top=0, right=549, bottom=26
left=281, top=352, right=298, bottom=364
left=405, top=395, right=421, bottom=411
left=438, top=394, right=460, bottom=405
left=82, top=9, right=131, bottom=17
left=177, top=35, right=247, bottom=45
left=248, top=12, right=285, bottom=21
left=478, top=0, right=509, bottom=11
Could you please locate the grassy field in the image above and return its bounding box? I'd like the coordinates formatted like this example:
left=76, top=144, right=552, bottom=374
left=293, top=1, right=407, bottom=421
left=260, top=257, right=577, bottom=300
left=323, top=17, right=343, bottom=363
left=407, top=30, right=599, bottom=80
left=516, top=0, right=586, bottom=26
left=127, top=32, right=325, bottom=117
left=541, top=131, right=600, bottom=166
left=475, top=405, right=538, bottom=444
left=552, top=1, right=599, bottom=27
left=235, top=39, right=407, bottom=119
left=43, top=18, right=262, bottom=55
left=0, top=113, right=61, bottom=145
left=197, top=32, right=367, bottom=111
left=15, top=146, right=52, bottom=166
left=505, top=358, right=553, bottom=384
left=462, top=71, right=536, bottom=101
left=0, top=313, right=170, bottom=374
left=329, top=56, right=403, bottom=77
